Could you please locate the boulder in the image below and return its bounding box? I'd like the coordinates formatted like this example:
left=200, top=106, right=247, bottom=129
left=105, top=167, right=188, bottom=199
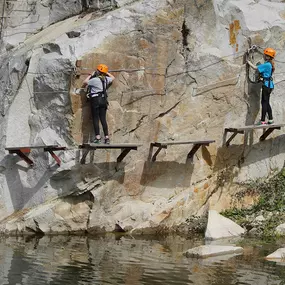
left=205, top=210, right=245, bottom=240
left=184, top=245, right=243, bottom=258
left=266, top=248, right=285, bottom=261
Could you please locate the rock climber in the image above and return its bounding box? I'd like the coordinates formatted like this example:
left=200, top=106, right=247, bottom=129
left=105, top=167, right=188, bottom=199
left=82, top=64, right=115, bottom=144
left=247, top=47, right=276, bottom=125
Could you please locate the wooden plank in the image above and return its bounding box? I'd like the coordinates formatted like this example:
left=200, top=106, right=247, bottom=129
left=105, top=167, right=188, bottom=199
left=225, top=128, right=244, bottom=134
left=224, top=124, right=284, bottom=146
left=153, top=140, right=215, bottom=146
left=5, top=145, right=59, bottom=151
left=227, top=124, right=285, bottom=132
left=80, top=143, right=141, bottom=149
left=46, top=146, right=67, bottom=151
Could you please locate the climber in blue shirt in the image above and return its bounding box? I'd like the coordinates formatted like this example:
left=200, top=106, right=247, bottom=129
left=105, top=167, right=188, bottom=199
left=247, top=47, right=276, bottom=125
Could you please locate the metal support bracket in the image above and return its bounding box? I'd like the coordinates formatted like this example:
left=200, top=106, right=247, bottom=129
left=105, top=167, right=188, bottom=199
left=148, top=143, right=167, bottom=162
left=7, top=146, right=66, bottom=167
left=46, top=150, right=61, bottom=166
left=80, top=149, right=90, bottom=164
left=224, top=125, right=283, bottom=147
left=117, top=149, right=132, bottom=163
left=9, top=149, right=34, bottom=166
left=224, top=129, right=245, bottom=147
left=149, top=142, right=213, bottom=162
left=45, top=147, right=66, bottom=166
left=187, top=144, right=203, bottom=161
left=80, top=145, right=138, bottom=164
left=260, top=127, right=280, bottom=141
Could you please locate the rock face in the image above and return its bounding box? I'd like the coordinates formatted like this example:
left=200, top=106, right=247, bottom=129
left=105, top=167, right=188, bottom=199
left=205, top=210, right=245, bottom=240
left=2, top=192, right=92, bottom=235
left=0, top=0, right=285, bottom=234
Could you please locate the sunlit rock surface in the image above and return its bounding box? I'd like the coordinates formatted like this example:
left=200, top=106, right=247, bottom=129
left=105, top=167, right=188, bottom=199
left=266, top=248, right=285, bottom=261
left=205, top=210, right=245, bottom=240
left=0, top=0, right=285, bottom=234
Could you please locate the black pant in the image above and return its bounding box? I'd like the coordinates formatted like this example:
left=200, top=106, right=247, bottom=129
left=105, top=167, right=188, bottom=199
left=90, top=97, right=108, bottom=137
left=261, top=85, right=273, bottom=121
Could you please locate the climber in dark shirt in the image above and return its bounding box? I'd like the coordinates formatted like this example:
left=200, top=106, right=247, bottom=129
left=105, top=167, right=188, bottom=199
left=82, top=64, right=115, bottom=144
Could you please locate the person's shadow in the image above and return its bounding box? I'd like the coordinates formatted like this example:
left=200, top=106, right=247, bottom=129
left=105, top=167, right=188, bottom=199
left=77, top=89, right=93, bottom=144
left=244, top=57, right=262, bottom=147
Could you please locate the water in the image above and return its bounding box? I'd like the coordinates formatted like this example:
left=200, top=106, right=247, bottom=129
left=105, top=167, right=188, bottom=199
left=0, top=234, right=285, bottom=285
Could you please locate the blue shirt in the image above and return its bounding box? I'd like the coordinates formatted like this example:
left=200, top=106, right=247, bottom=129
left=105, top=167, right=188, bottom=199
left=257, top=62, right=274, bottom=88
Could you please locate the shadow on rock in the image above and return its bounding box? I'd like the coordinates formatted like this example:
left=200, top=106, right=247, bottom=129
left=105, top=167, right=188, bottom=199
left=140, top=161, right=194, bottom=188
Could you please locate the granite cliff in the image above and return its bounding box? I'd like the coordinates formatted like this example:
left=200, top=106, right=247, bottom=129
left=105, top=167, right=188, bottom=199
left=0, top=0, right=285, bottom=235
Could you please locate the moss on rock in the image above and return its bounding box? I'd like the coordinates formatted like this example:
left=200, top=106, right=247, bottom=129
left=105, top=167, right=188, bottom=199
left=222, top=169, right=285, bottom=238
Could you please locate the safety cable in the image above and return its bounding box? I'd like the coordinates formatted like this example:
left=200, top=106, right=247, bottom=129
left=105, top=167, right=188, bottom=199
left=248, top=44, right=285, bottom=63
left=12, top=49, right=245, bottom=80
left=2, top=46, right=285, bottom=100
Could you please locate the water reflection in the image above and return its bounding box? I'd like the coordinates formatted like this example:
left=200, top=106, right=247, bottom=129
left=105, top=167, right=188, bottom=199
left=0, top=234, right=284, bottom=284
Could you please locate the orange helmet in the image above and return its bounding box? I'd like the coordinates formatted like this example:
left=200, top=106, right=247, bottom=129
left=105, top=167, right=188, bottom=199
left=264, top=48, right=276, bottom=58
left=97, top=64, right=108, bottom=74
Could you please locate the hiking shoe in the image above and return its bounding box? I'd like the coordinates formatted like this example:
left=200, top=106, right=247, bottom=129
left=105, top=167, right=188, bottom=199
left=256, top=121, right=267, bottom=125
left=104, top=138, right=110, bottom=144
left=268, top=119, right=274, bottom=125
left=93, top=138, right=101, bottom=144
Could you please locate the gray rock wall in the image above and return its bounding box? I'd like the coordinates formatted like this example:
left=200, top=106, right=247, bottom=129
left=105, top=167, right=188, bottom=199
left=0, top=0, right=285, bottom=234
left=1, top=0, right=121, bottom=50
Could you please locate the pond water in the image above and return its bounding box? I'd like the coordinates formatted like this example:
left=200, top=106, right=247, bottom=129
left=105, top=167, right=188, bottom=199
left=0, top=234, right=285, bottom=285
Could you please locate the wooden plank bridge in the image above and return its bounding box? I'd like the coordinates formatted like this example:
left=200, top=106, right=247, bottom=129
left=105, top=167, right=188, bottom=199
left=5, top=145, right=66, bottom=166
left=79, top=143, right=142, bottom=164
left=148, top=140, right=215, bottom=162
left=224, top=124, right=285, bottom=147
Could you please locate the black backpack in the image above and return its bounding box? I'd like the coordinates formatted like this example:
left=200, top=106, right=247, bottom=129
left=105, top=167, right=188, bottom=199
left=87, top=76, right=108, bottom=107
left=97, top=77, right=108, bottom=107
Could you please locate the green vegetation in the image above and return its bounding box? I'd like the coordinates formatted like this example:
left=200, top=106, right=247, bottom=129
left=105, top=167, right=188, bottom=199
left=222, top=169, right=285, bottom=238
